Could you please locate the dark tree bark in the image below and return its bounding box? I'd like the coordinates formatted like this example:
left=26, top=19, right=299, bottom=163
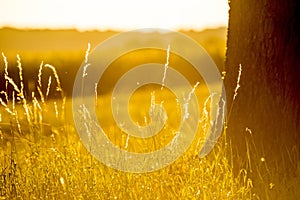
left=225, top=0, right=300, bottom=183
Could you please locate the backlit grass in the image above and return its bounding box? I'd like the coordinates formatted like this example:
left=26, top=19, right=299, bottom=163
left=0, top=53, right=299, bottom=199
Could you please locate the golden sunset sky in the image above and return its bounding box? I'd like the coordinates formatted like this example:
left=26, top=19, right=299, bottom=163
left=0, top=0, right=228, bottom=31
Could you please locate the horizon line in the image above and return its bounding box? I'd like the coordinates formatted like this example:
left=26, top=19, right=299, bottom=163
left=0, top=25, right=227, bottom=33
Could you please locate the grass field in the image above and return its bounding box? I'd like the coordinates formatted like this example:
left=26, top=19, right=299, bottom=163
left=0, top=28, right=299, bottom=199
left=0, top=59, right=253, bottom=199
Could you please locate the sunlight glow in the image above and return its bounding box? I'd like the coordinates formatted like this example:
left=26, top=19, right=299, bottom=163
left=0, top=0, right=228, bottom=30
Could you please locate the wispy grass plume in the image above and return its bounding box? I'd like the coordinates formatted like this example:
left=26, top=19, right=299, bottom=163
left=183, top=81, right=199, bottom=120
left=161, top=44, right=170, bottom=90
left=233, top=64, right=242, bottom=102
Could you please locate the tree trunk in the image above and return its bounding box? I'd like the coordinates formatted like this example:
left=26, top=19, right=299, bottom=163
left=225, top=0, right=300, bottom=186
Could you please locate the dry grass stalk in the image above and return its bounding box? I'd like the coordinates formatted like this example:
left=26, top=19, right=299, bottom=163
left=44, top=64, right=62, bottom=92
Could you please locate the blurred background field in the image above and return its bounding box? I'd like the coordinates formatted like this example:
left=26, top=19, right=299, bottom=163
left=0, top=27, right=226, bottom=98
